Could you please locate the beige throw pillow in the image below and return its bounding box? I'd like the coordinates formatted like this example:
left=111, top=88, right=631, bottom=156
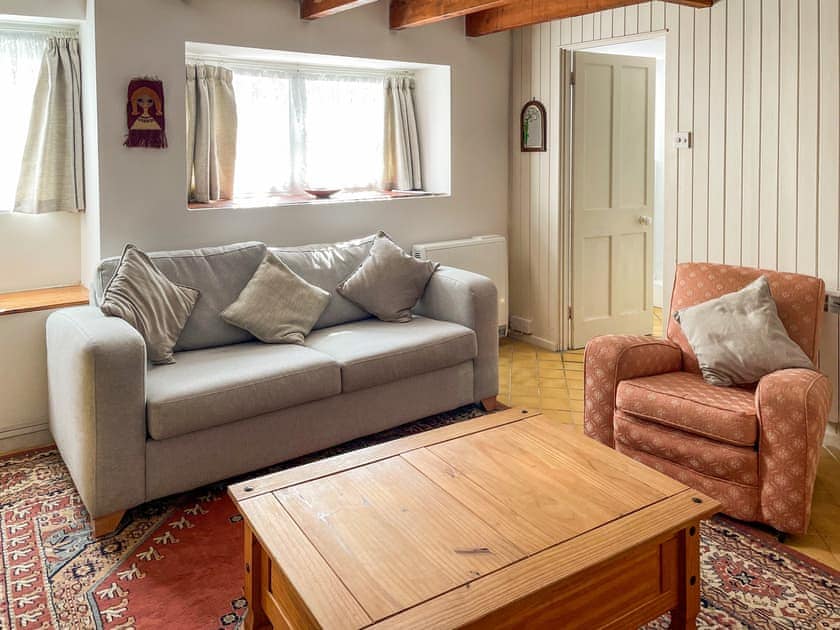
left=100, top=244, right=200, bottom=365
left=674, top=275, right=814, bottom=386
left=336, top=232, right=439, bottom=323
left=221, top=252, right=330, bottom=344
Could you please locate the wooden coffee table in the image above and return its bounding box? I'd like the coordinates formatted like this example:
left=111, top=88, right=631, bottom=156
left=229, top=408, right=719, bottom=629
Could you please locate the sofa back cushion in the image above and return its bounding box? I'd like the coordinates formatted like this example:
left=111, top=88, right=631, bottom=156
left=93, top=241, right=266, bottom=351
left=270, top=234, right=376, bottom=329
left=668, top=262, right=825, bottom=374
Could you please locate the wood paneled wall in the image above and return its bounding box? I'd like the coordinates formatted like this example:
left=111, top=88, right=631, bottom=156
left=510, top=0, right=840, bottom=430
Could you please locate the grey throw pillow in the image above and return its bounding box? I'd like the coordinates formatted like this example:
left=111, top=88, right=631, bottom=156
left=674, top=276, right=814, bottom=386
left=100, top=244, right=199, bottom=365
left=336, top=232, right=439, bottom=323
left=221, top=252, right=330, bottom=344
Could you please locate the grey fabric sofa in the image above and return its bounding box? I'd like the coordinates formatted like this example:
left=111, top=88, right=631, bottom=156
left=45, top=236, right=498, bottom=535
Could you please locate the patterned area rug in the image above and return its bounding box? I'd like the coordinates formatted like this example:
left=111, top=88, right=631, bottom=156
left=1, top=405, right=838, bottom=629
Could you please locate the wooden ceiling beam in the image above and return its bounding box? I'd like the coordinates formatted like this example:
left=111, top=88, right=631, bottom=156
left=466, top=0, right=714, bottom=36
left=300, top=0, right=380, bottom=20
left=390, top=1, right=515, bottom=30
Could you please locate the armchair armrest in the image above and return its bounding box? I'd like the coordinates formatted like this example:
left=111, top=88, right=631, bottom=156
left=584, top=335, right=683, bottom=447
left=755, top=368, right=832, bottom=535
left=46, top=306, right=147, bottom=519
left=414, top=266, right=498, bottom=403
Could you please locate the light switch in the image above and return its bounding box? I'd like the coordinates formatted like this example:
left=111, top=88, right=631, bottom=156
left=674, top=131, right=692, bottom=149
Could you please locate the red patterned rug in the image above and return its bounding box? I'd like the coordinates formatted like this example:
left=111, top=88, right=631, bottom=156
left=1, top=405, right=838, bottom=629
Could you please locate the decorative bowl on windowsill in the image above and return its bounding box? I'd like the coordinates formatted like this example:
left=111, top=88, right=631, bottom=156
left=304, top=188, right=341, bottom=199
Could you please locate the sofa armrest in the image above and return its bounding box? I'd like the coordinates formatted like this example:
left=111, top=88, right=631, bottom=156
left=584, top=335, right=683, bottom=447
left=46, top=306, right=147, bottom=519
left=756, top=368, right=832, bottom=534
left=414, top=266, right=499, bottom=403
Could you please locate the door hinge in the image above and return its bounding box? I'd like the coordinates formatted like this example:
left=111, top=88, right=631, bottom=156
left=568, top=306, right=573, bottom=320
left=569, top=71, right=575, bottom=87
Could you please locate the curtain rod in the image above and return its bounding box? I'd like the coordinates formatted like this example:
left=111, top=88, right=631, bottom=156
left=0, top=21, right=79, bottom=37
left=185, top=54, right=414, bottom=80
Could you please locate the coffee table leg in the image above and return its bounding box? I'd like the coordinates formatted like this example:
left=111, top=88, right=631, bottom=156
left=670, top=521, right=701, bottom=630
left=245, top=524, right=271, bottom=630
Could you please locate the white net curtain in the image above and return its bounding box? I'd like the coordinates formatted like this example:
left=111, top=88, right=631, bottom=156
left=231, top=68, right=388, bottom=197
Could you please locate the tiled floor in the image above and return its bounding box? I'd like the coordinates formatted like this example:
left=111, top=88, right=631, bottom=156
left=498, top=307, right=840, bottom=570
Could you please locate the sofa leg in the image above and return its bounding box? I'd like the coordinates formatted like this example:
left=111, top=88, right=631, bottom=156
left=480, top=396, right=498, bottom=412
left=776, top=531, right=789, bottom=544
left=92, top=510, right=126, bottom=538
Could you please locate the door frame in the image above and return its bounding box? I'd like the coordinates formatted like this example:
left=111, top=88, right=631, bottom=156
left=556, top=29, right=674, bottom=351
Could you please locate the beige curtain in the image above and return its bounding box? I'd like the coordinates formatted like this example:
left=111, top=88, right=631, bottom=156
left=383, top=76, right=422, bottom=191
left=186, top=64, right=237, bottom=203
left=14, top=37, right=84, bottom=213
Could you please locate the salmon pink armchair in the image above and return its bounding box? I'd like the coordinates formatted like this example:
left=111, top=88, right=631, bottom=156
left=584, top=263, right=831, bottom=535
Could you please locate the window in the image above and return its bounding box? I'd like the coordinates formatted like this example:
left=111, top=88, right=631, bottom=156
left=186, top=45, right=452, bottom=209
left=232, top=68, right=386, bottom=197
left=0, top=31, right=48, bottom=212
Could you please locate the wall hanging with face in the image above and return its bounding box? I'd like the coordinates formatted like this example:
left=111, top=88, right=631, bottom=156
left=124, top=78, right=168, bottom=148
left=521, top=100, right=546, bottom=152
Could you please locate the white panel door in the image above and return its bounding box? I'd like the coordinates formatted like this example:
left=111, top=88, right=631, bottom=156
left=571, top=52, right=655, bottom=348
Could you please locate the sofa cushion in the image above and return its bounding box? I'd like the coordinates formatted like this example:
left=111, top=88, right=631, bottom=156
left=336, top=232, right=439, bottom=323
left=270, top=234, right=376, bottom=330
left=146, top=342, right=341, bottom=440
left=305, top=316, right=477, bottom=393
left=615, top=371, right=757, bottom=447
left=94, top=241, right=267, bottom=351
left=99, top=244, right=199, bottom=365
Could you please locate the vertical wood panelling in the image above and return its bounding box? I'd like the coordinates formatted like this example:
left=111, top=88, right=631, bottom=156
left=740, top=0, right=761, bottom=267
left=797, top=0, right=819, bottom=276
left=652, top=2, right=665, bottom=31
left=582, top=13, right=594, bottom=42
left=601, top=9, right=614, bottom=39
left=638, top=2, right=652, bottom=34
left=817, top=0, right=839, bottom=424
left=692, top=8, right=710, bottom=262
left=777, top=0, right=799, bottom=272
left=677, top=7, right=695, bottom=263
left=625, top=5, right=639, bottom=36
left=539, top=23, right=551, bottom=335
left=508, top=0, right=840, bottom=430
left=613, top=7, right=626, bottom=37
left=707, top=0, right=727, bottom=264
left=723, top=0, right=743, bottom=265
left=758, top=0, right=780, bottom=270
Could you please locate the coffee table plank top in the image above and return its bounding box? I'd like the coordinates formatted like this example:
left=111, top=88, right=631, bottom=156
left=370, top=488, right=712, bottom=630
left=233, top=408, right=718, bottom=629
left=241, top=492, right=371, bottom=630
left=276, top=456, right=524, bottom=620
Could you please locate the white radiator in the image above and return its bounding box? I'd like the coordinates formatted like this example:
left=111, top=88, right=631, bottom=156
left=412, top=235, right=508, bottom=335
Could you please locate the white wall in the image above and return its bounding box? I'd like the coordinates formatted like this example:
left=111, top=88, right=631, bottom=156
left=510, top=0, right=840, bottom=435
left=87, top=0, right=510, bottom=271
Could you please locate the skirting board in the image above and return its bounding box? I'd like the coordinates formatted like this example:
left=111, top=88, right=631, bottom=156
left=509, top=331, right=561, bottom=352
left=0, top=421, right=52, bottom=457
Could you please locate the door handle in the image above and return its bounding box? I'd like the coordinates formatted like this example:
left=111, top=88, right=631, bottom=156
left=638, top=215, right=652, bottom=226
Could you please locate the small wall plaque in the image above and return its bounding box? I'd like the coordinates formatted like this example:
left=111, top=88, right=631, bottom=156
left=521, top=99, right=546, bottom=152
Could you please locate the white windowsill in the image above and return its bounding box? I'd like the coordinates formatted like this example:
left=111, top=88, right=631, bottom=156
left=187, top=190, right=447, bottom=212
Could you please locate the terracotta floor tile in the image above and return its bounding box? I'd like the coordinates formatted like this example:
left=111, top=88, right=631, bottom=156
left=541, top=397, right=574, bottom=411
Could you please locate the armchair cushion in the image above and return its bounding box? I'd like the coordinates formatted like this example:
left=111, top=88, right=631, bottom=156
left=614, top=411, right=759, bottom=486
left=616, top=371, right=757, bottom=447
